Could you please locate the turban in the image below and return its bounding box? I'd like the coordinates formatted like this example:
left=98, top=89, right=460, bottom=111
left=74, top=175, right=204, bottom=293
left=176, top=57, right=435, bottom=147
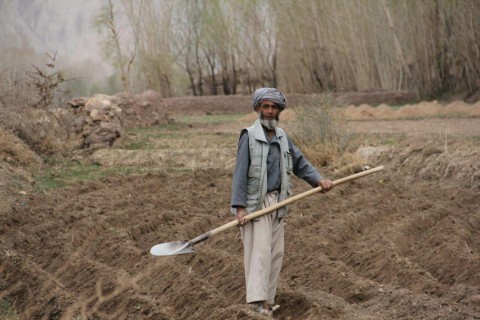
left=252, top=88, right=287, bottom=110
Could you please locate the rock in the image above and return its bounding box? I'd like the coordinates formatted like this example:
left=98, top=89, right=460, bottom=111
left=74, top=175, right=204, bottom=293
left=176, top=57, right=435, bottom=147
left=356, top=146, right=389, bottom=161
left=67, top=97, right=88, bottom=108
left=84, top=94, right=112, bottom=112
left=90, top=109, right=110, bottom=122
left=66, top=90, right=170, bottom=151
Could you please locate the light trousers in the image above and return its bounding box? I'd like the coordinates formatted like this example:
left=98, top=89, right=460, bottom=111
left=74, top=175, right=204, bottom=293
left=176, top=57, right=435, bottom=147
left=241, top=192, right=284, bottom=304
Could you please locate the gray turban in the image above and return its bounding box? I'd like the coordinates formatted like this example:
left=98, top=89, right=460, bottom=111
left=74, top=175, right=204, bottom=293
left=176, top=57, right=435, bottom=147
left=252, top=88, right=287, bottom=110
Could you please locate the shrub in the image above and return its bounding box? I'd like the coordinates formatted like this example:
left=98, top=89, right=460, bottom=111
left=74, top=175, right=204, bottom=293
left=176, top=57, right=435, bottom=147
left=0, top=54, right=72, bottom=156
left=290, top=94, right=364, bottom=173
left=26, top=53, right=69, bottom=110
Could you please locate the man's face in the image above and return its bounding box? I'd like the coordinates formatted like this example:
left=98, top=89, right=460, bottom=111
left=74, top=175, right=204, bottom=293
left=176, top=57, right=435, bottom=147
left=256, top=100, right=281, bottom=130
left=256, top=100, right=280, bottom=120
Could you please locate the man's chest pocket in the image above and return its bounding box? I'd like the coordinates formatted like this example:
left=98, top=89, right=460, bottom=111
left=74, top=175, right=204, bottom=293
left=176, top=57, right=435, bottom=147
left=248, top=156, right=262, bottom=179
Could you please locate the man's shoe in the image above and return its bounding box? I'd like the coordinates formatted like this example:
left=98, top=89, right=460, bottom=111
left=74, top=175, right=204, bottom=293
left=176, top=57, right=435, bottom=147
left=250, top=302, right=273, bottom=316
left=271, top=304, right=280, bottom=312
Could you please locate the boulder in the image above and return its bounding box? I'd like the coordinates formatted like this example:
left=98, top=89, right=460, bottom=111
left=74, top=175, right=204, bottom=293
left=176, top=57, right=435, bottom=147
left=67, top=91, right=170, bottom=151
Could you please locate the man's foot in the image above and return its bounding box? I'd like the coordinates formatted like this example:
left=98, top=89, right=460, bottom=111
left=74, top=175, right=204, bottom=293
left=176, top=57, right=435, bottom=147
left=250, top=302, right=272, bottom=316
left=271, top=304, right=280, bottom=312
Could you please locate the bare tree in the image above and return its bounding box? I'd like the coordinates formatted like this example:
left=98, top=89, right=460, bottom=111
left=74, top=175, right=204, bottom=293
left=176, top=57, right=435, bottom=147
left=96, top=0, right=480, bottom=99
left=95, top=0, right=131, bottom=92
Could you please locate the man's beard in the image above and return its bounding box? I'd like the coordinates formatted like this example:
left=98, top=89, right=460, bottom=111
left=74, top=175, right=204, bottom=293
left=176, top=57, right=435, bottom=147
left=259, top=112, right=279, bottom=130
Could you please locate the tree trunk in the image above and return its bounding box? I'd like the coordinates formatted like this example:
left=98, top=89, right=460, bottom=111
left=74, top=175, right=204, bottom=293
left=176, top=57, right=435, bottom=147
left=108, top=0, right=130, bottom=92
left=195, top=43, right=203, bottom=96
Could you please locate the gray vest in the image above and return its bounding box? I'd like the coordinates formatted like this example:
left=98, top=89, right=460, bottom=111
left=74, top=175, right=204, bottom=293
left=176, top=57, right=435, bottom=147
left=244, top=120, right=293, bottom=218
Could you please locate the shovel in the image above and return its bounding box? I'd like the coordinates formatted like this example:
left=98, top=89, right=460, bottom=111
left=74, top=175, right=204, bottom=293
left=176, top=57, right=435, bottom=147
left=150, top=165, right=384, bottom=256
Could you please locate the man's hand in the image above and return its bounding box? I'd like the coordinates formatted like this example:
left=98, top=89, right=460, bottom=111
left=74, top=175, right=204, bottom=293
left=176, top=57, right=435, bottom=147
left=236, top=207, right=248, bottom=226
left=318, top=179, right=334, bottom=192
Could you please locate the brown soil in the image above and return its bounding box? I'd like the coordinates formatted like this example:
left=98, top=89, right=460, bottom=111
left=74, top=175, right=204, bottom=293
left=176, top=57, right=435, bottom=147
left=1, top=95, right=480, bottom=320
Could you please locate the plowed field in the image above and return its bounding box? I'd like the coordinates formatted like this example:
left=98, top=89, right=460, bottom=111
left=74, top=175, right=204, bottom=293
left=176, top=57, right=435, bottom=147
left=1, top=99, right=480, bottom=320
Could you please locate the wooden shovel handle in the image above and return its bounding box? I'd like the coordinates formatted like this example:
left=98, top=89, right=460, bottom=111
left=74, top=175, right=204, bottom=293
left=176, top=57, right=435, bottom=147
left=210, top=165, right=384, bottom=236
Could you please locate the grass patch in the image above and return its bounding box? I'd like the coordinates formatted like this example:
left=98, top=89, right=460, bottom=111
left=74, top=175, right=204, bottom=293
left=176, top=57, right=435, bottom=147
left=121, top=140, right=154, bottom=150
left=125, top=124, right=193, bottom=141
left=33, top=160, right=151, bottom=192
left=0, top=298, right=17, bottom=320
left=122, top=124, right=193, bottom=150
left=33, top=115, right=243, bottom=191
left=34, top=161, right=108, bottom=191
left=177, top=113, right=245, bottom=124
left=128, top=122, right=186, bottom=133
left=33, top=158, right=196, bottom=192
left=122, top=122, right=238, bottom=151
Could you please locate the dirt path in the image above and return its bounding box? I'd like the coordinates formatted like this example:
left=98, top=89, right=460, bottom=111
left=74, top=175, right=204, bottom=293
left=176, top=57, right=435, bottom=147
left=1, top=114, right=480, bottom=319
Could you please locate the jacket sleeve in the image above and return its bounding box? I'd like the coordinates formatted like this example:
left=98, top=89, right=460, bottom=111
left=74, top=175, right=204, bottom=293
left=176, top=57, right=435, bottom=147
left=231, top=130, right=250, bottom=208
left=288, top=136, right=322, bottom=187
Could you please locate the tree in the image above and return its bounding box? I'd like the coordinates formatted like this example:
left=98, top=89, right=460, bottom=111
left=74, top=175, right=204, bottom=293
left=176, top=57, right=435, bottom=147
left=94, top=0, right=480, bottom=99
left=95, top=0, right=133, bottom=93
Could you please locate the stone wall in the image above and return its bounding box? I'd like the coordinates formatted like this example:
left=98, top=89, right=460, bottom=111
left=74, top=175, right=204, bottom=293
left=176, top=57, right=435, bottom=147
left=67, top=90, right=171, bottom=151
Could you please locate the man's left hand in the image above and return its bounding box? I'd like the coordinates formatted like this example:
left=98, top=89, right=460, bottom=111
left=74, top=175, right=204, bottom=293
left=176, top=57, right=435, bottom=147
left=318, top=179, right=334, bottom=192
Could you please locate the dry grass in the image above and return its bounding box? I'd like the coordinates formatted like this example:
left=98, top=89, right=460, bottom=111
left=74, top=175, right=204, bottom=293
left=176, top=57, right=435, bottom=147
left=291, top=94, right=365, bottom=174
left=0, top=57, right=72, bottom=156
left=0, top=127, right=41, bottom=166
left=0, top=104, right=70, bottom=156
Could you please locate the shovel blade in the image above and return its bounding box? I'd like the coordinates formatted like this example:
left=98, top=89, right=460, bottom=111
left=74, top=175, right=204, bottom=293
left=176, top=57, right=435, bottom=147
left=150, top=241, right=196, bottom=256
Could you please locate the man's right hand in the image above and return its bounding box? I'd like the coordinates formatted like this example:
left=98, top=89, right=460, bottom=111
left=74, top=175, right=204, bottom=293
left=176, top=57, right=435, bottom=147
left=236, top=207, right=248, bottom=226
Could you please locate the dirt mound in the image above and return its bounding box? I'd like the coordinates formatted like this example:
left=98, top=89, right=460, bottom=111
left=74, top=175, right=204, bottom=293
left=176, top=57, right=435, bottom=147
left=344, top=101, right=480, bottom=120
left=349, top=118, right=480, bottom=137
left=396, top=101, right=442, bottom=118
left=240, top=100, right=479, bottom=123
left=0, top=127, right=42, bottom=167
left=470, top=101, right=480, bottom=117
left=0, top=127, right=40, bottom=216
left=242, top=100, right=480, bottom=123
left=162, top=90, right=417, bottom=116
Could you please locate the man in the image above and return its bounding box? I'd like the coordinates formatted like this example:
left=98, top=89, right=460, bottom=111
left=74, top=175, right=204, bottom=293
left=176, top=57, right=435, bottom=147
left=231, top=87, right=334, bottom=316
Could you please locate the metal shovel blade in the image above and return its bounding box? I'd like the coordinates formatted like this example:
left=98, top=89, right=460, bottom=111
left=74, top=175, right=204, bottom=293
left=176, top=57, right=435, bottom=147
left=150, top=241, right=196, bottom=256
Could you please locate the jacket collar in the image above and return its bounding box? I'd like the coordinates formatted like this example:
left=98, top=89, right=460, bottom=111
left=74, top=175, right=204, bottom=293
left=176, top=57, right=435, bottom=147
left=253, top=119, right=284, bottom=142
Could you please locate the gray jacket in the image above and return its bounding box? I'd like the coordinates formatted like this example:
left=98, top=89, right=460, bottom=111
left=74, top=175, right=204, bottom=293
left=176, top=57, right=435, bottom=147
left=231, top=119, right=322, bottom=217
